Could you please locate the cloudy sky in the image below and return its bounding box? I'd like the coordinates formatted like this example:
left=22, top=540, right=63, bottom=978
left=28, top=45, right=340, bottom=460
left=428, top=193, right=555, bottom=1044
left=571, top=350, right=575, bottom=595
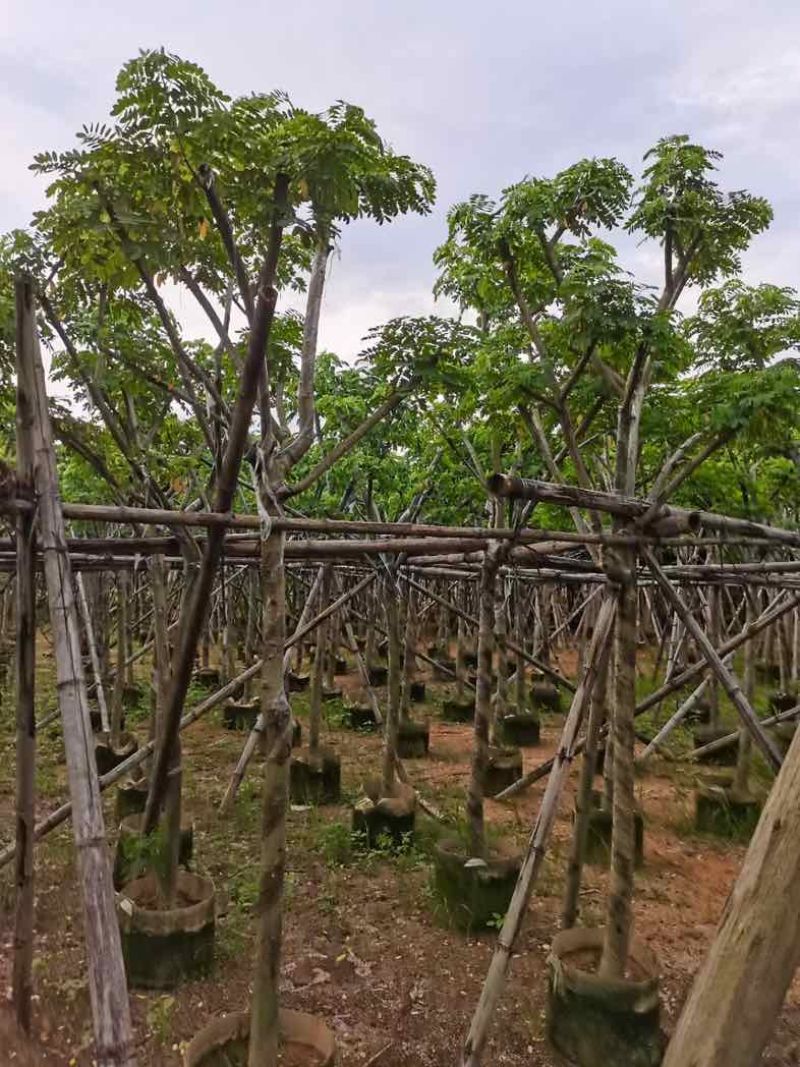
left=2, top=0, right=799, bottom=357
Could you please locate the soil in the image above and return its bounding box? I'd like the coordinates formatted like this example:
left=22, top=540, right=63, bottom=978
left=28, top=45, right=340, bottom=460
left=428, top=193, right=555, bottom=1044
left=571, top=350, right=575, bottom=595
left=2, top=638, right=800, bottom=1065
left=563, top=947, right=651, bottom=984
left=278, top=1042, right=325, bottom=1066
left=126, top=883, right=200, bottom=912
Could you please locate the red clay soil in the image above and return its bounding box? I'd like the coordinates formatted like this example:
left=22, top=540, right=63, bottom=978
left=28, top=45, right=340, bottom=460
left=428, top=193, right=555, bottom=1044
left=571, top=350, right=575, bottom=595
left=2, top=644, right=800, bottom=1065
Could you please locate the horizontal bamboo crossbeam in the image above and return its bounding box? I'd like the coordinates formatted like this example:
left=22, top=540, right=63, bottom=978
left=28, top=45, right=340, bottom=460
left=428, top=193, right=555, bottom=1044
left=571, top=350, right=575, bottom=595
left=489, top=474, right=800, bottom=548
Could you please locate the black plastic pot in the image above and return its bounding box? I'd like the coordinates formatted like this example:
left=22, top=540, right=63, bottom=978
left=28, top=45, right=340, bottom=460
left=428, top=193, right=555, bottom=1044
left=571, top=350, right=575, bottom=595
left=497, top=709, right=540, bottom=747
left=193, top=666, right=221, bottom=689
left=222, top=699, right=259, bottom=731
left=290, top=746, right=342, bottom=805
left=346, top=704, right=380, bottom=731
left=530, top=680, right=561, bottom=713
left=695, top=783, right=761, bottom=837
left=410, top=680, right=426, bottom=703
left=772, top=720, right=798, bottom=755
left=582, top=790, right=644, bottom=868
left=441, top=697, right=474, bottom=723
left=122, top=683, right=143, bottom=709
left=432, top=839, right=521, bottom=931
left=547, top=926, right=663, bottom=1067
left=367, top=665, right=388, bottom=687
left=397, top=719, right=430, bottom=758
left=770, top=689, right=798, bottom=713
left=116, top=774, right=150, bottom=820
left=114, top=812, right=194, bottom=890
left=693, top=724, right=738, bottom=765
left=684, top=696, right=712, bottom=726
left=117, top=870, right=215, bottom=990
left=352, top=779, right=416, bottom=849
left=484, top=746, right=523, bottom=797
left=183, top=1008, right=336, bottom=1067
left=287, top=671, right=310, bottom=692
left=94, top=731, right=138, bottom=776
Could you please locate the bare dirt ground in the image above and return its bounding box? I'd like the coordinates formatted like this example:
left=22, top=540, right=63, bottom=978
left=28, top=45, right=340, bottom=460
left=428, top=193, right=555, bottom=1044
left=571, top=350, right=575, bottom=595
left=2, top=640, right=800, bottom=1066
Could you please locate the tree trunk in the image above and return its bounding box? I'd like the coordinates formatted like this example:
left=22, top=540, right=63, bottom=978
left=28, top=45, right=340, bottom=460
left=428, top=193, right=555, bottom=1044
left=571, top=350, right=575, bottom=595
left=143, top=174, right=288, bottom=832
left=150, top=554, right=180, bottom=904
left=381, top=579, right=402, bottom=798
left=562, top=640, right=611, bottom=928
left=400, top=586, right=417, bottom=720
left=493, top=581, right=509, bottom=719
left=662, top=722, right=800, bottom=1067
left=467, top=548, right=501, bottom=858
left=461, top=594, right=617, bottom=1067
left=600, top=551, right=638, bottom=978
left=514, top=589, right=526, bottom=710
left=248, top=529, right=291, bottom=1067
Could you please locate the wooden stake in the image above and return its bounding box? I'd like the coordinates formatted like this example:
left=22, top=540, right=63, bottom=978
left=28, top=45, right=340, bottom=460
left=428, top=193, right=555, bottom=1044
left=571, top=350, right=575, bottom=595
left=76, top=573, right=110, bottom=733
left=18, top=279, right=135, bottom=1066
left=13, top=278, right=36, bottom=1034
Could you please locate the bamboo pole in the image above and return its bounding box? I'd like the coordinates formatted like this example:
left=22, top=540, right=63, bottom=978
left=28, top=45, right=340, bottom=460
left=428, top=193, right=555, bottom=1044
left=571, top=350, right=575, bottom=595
left=636, top=667, right=727, bottom=762
left=76, top=573, right=110, bottom=733
left=308, top=564, right=330, bottom=753
left=401, top=574, right=575, bottom=693
left=13, top=278, right=36, bottom=1034
left=690, top=704, right=800, bottom=761
left=218, top=570, right=371, bottom=813
left=489, top=473, right=800, bottom=548
left=18, top=279, right=135, bottom=1067
left=496, top=590, right=800, bottom=801
left=643, top=548, right=782, bottom=772
left=0, top=661, right=264, bottom=873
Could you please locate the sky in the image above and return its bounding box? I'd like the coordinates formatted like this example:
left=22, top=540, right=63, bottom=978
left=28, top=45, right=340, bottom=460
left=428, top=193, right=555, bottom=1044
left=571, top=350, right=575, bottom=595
left=2, top=0, right=800, bottom=359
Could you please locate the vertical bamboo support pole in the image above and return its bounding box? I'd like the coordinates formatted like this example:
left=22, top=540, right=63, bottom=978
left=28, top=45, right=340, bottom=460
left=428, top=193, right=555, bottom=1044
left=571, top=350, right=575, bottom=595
left=13, top=278, right=37, bottom=1034
left=77, top=573, right=110, bottom=733
left=308, top=564, right=331, bottom=754
left=18, top=279, right=135, bottom=1066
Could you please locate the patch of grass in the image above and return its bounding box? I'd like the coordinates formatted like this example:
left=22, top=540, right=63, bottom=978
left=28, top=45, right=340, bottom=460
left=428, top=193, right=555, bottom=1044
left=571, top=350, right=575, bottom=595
left=228, top=866, right=261, bottom=912
left=322, top=698, right=350, bottom=729
left=313, top=820, right=357, bottom=867
left=215, top=914, right=247, bottom=962
left=146, top=995, right=175, bottom=1045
